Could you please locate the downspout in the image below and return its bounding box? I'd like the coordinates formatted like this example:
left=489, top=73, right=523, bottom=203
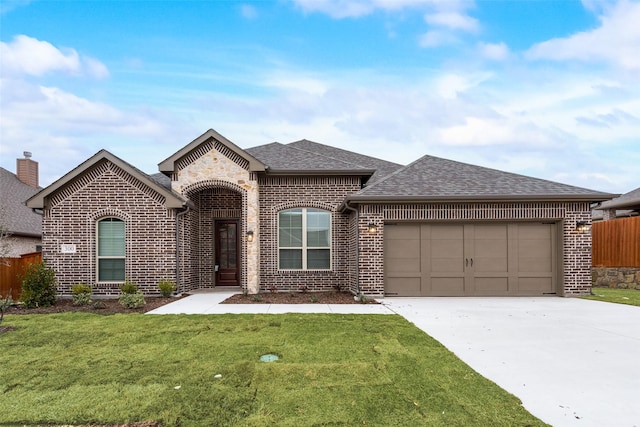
left=342, top=200, right=361, bottom=296
left=175, top=205, right=190, bottom=295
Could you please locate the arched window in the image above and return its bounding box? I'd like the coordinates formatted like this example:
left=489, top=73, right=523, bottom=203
left=97, top=217, right=125, bottom=281
left=278, top=208, right=331, bottom=270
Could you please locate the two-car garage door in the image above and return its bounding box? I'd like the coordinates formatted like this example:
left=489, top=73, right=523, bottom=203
left=384, top=222, right=558, bottom=296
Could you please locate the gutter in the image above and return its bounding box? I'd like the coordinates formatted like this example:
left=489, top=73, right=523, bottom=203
left=175, top=204, right=191, bottom=295
left=342, top=200, right=361, bottom=296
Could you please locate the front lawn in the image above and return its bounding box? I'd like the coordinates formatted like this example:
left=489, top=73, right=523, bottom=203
left=0, top=313, right=545, bottom=426
left=582, top=287, right=640, bottom=307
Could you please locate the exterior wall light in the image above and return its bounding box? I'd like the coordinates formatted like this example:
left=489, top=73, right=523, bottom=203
left=246, top=230, right=254, bottom=242
left=367, top=223, right=378, bottom=233
left=576, top=221, right=591, bottom=233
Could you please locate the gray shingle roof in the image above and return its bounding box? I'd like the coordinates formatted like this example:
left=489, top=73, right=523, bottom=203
left=0, top=167, right=42, bottom=237
left=596, top=187, right=640, bottom=210
left=245, top=142, right=376, bottom=175
left=287, top=139, right=402, bottom=183
left=349, top=154, right=614, bottom=202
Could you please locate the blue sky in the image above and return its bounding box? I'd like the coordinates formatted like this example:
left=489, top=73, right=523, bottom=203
left=1, top=0, right=638, bottom=194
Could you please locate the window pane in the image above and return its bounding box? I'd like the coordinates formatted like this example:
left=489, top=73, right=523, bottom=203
left=279, top=210, right=302, bottom=247
left=307, top=249, right=330, bottom=269
left=306, top=209, right=330, bottom=247
left=98, top=259, right=125, bottom=281
left=98, top=219, right=125, bottom=256
left=279, top=249, right=302, bottom=269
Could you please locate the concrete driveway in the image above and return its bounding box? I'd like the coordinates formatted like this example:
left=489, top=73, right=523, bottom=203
left=383, top=297, right=640, bottom=427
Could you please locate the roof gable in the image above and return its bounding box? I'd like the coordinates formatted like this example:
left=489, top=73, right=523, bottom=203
left=349, top=154, right=615, bottom=202
left=158, top=129, right=265, bottom=175
left=26, top=150, right=188, bottom=209
left=0, top=167, right=42, bottom=236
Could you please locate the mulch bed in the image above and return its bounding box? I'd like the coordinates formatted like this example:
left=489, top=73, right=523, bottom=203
left=4, top=296, right=184, bottom=316
left=222, top=291, right=376, bottom=304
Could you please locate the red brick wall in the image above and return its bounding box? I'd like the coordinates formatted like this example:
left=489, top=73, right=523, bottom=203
left=257, top=175, right=361, bottom=292
left=42, top=160, right=176, bottom=296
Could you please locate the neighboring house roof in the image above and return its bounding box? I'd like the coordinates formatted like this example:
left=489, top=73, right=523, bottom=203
left=595, top=187, right=640, bottom=211
left=158, top=128, right=265, bottom=175
left=0, top=167, right=42, bottom=237
left=286, top=139, right=402, bottom=183
left=345, top=154, right=616, bottom=204
left=246, top=142, right=376, bottom=177
left=26, top=150, right=189, bottom=209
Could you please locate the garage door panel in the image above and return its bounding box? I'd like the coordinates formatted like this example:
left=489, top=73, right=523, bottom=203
left=387, top=258, right=421, bottom=273
left=387, top=224, right=419, bottom=239
left=518, top=224, right=551, bottom=239
left=431, top=224, right=463, bottom=239
left=474, top=277, right=509, bottom=294
left=431, top=258, right=463, bottom=273
left=386, top=278, right=421, bottom=296
left=518, top=257, right=552, bottom=272
left=431, top=278, right=464, bottom=295
left=519, top=277, right=553, bottom=293
left=474, top=224, right=507, bottom=239
left=384, top=222, right=557, bottom=296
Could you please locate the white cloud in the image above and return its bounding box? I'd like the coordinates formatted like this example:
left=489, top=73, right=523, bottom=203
left=418, top=29, right=458, bottom=47
left=424, top=11, right=478, bottom=33
left=240, top=4, right=258, bottom=19
left=526, top=0, right=640, bottom=72
left=0, top=35, right=109, bottom=78
left=478, top=42, right=509, bottom=61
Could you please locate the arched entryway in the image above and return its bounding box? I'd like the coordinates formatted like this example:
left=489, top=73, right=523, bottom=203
left=183, top=182, right=247, bottom=290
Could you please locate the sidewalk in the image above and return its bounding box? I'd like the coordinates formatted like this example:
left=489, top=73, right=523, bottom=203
left=146, top=291, right=394, bottom=315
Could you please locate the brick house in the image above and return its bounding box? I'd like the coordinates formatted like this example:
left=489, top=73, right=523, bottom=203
left=1, top=153, right=42, bottom=257
left=26, top=129, right=613, bottom=297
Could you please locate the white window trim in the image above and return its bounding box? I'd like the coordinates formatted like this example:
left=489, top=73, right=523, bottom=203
left=278, top=208, right=332, bottom=271
left=96, top=217, right=126, bottom=283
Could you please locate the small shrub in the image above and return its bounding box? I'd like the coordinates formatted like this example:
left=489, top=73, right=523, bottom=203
left=119, top=291, right=145, bottom=309
left=309, top=295, right=319, bottom=303
left=119, top=278, right=138, bottom=294
left=252, top=294, right=263, bottom=302
left=158, top=278, right=177, bottom=298
left=0, top=293, right=13, bottom=324
left=93, top=300, right=106, bottom=310
left=20, top=261, right=57, bottom=308
left=71, top=283, right=92, bottom=306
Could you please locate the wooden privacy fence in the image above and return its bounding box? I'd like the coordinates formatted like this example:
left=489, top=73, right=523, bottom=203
left=592, top=216, right=640, bottom=267
left=0, top=251, right=43, bottom=300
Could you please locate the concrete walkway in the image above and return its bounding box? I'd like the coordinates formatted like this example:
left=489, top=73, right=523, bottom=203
left=148, top=293, right=640, bottom=427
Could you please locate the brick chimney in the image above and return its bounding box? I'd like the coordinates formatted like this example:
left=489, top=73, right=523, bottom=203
left=16, top=151, right=38, bottom=188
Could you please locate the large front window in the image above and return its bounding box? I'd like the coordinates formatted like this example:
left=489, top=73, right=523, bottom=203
left=97, top=217, right=125, bottom=281
left=278, top=208, right=331, bottom=270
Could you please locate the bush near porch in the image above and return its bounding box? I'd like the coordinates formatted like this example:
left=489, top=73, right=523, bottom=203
left=0, top=313, right=546, bottom=426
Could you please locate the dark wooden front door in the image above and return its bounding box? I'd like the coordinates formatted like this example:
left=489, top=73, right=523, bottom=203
left=215, top=220, right=239, bottom=286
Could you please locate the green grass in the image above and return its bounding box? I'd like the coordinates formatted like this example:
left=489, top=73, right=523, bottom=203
left=582, top=287, right=640, bottom=306
left=0, top=313, right=545, bottom=426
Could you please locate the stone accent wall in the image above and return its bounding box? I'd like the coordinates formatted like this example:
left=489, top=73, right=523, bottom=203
left=357, top=202, right=593, bottom=297
left=42, top=160, right=176, bottom=296
left=593, top=267, right=640, bottom=290
left=257, top=176, right=361, bottom=292
left=172, top=143, right=260, bottom=293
